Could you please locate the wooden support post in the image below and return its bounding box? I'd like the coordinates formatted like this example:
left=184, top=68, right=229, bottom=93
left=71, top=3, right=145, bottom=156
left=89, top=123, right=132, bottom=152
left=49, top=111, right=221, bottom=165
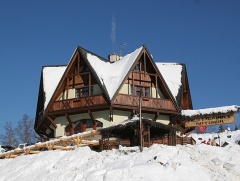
left=66, top=77, right=69, bottom=99
left=155, top=75, right=158, bottom=98
left=88, top=110, right=96, bottom=130
left=109, top=107, right=113, bottom=122
left=46, top=116, right=57, bottom=128
left=65, top=113, right=74, bottom=135
left=81, top=120, right=86, bottom=132
left=153, top=112, right=159, bottom=122
left=144, top=51, right=146, bottom=76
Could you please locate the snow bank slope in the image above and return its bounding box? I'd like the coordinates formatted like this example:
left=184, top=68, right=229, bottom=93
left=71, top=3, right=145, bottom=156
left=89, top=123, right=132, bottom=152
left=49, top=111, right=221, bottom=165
left=0, top=131, right=240, bottom=181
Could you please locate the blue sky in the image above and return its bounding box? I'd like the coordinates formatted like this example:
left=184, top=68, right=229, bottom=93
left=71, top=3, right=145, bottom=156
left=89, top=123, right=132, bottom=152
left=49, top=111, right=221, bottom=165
left=0, top=0, right=239, bottom=133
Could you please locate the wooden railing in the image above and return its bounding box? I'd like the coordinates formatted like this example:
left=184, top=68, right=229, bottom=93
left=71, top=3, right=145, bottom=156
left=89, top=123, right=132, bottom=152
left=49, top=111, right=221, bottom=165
left=113, top=94, right=176, bottom=111
left=49, top=94, right=107, bottom=112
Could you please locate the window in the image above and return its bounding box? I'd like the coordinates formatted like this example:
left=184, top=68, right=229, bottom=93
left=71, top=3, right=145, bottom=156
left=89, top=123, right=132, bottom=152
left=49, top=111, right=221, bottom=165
left=76, top=86, right=93, bottom=98
left=65, top=119, right=103, bottom=135
left=134, top=63, right=140, bottom=71
left=134, top=59, right=144, bottom=71
left=135, top=86, right=150, bottom=97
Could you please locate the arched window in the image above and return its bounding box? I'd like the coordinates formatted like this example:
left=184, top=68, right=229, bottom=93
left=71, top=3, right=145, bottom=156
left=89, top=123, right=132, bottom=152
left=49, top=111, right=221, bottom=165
left=65, top=119, right=103, bottom=136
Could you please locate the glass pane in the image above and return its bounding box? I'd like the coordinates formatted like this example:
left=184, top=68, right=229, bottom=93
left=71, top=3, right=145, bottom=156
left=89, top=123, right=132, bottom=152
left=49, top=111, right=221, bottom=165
left=135, top=64, right=140, bottom=71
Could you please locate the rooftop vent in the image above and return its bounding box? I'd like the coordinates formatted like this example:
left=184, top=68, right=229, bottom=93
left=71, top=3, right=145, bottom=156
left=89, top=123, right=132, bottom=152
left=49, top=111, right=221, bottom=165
left=108, top=53, right=120, bottom=63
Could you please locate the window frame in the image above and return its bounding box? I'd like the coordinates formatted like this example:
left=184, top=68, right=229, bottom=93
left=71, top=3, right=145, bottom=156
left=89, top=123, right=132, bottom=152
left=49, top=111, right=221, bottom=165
left=75, top=86, right=93, bottom=98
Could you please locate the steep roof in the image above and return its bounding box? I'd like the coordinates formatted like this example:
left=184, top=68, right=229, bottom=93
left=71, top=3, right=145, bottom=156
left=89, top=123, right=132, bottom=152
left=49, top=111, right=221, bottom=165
left=42, top=66, right=66, bottom=109
left=41, top=46, right=183, bottom=111
left=156, top=63, right=183, bottom=99
left=87, top=46, right=143, bottom=100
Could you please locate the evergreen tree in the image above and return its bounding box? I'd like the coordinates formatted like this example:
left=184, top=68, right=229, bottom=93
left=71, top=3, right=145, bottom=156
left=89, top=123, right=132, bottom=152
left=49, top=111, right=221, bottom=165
left=0, top=122, right=18, bottom=148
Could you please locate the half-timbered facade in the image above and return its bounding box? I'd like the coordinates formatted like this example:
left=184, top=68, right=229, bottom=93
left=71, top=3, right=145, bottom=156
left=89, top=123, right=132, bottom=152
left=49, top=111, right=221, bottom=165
left=35, top=45, right=193, bottom=139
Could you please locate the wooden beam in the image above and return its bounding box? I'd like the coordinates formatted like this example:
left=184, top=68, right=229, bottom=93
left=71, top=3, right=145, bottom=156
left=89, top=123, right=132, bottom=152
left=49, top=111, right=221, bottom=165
left=46, top=116, right=57, bottom=128
left=78, top=53, right=80, bottom=74
left=65, top=113, right=74, bottom=135
left=155, top=75, right=158, bottom=98
left=144, top=51, right=146, bottom=76
left=43, top=123, right=54, bottom=138
left=153, top=112, right=159, bottom=122
left=89, top=73, right=91, bottom=96
left=66, top=77, right=69, bottom=99
left=109, top=107, right=113, bottom=122
left=88, top=110, right=96, bottom=130
left=129, top=110, right=134, bottom=119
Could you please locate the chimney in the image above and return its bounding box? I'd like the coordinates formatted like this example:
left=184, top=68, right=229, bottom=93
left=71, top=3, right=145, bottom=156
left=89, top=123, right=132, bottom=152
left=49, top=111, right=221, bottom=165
left=108, top=53, right=120, bottom=63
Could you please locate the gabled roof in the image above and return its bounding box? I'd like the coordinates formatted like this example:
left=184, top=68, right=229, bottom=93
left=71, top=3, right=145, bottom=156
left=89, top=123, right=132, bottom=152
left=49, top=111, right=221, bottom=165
left=41, top=46, right=185, bottom=112
left=86, top=46, right=143, bottom=100
left=156, top=63, right=183, bottom=100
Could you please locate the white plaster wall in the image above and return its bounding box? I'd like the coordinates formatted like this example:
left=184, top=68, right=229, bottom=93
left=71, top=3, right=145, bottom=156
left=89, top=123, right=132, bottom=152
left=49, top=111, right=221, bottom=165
left=151, top=87, right=165, bottom=98
left=112, top=110, right=130, bottom=124
left=53, top=110, right=170, bottom=137
left=69, top=113, right=91, bottom=121
left=61, top=89, right=75, bottom=100
left=119, top=84, right=166, bottom=99
left=156, top=115, right=170, bottom=125
left=142, top=113, right=154, bottom=120
left=92, top=110, right=111, bottom=126
left=119, top=84, right=132, bottom=94
left=54, top=117, right=68, bottom=137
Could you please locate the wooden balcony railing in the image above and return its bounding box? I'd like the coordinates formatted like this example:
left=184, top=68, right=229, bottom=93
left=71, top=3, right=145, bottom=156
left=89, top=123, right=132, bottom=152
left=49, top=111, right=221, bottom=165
left=49, top=94, right=107, bottom=112
left=113, top=94, right=176, bottom=111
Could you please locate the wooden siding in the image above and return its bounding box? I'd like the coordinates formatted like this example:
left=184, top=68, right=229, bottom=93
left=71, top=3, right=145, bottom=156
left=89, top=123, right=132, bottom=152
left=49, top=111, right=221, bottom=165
left=100, top=136, right=194, bottom=150
left=113, top=94, right=176, bottom=112
left=49, top=94, right=108, bottom=113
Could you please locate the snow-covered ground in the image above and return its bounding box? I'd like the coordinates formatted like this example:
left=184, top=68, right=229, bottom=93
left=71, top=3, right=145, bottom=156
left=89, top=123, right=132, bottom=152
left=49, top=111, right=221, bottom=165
left=0, top=131, right=240, bottom=181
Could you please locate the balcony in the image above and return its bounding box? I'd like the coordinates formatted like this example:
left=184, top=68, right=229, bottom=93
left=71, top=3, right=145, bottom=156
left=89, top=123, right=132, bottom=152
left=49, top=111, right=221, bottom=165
left=113, top=94, right=177, bottom=112
left=49, top=94, right=108, bottom=113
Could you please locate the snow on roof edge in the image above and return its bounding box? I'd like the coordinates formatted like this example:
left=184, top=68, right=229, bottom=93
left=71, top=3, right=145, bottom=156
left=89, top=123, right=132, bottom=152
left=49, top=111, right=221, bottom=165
left=43, top=66, right=67, bottom=109
left=182, top=105, right=240, bottom=117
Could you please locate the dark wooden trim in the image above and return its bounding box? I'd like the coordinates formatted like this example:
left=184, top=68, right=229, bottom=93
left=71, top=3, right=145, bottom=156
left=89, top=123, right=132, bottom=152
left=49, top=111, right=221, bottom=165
left=65, top=113, right=74, bottom=135
left=144, top=51, right=146, bottom=76
left=46, top=116, right=57, bottom=128
left=109, top=107, right=113, bottom=122
left=129, top=110, right=134, bottom=119
left=153, top=112, right=159, bottom=122
left=43, top=123, right=54, bottom=138
left=155, top=75, right=158, bottom=98
left=88, top=110, right=96, bottom=130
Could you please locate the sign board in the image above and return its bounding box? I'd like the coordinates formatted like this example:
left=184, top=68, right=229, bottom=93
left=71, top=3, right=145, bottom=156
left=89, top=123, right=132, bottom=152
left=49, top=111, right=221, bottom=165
left=185, top=114, right=236, bottom=127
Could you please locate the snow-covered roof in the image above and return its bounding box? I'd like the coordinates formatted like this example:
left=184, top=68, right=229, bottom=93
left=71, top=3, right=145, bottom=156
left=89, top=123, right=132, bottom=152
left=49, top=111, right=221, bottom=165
left=42, top=46, right=184, bottom=109
left=87, top=46, right=143, bottom=99
left=43, top=66, right=66, bottom=109
left=182, top=105, right=240, bottom=117
left=156, top=63, right=183, bottom=100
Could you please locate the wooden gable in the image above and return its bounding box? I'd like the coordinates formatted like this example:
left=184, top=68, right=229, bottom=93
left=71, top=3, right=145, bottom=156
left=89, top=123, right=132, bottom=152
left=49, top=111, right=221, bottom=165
left=112, top=45, right=180, bottom=114
left=45, top=48, right=109, bottom=117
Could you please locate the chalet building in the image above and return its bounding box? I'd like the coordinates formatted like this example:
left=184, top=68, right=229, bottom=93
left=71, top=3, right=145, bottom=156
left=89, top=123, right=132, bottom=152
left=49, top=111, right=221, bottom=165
left=34, top=45, right=193, bottom=139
